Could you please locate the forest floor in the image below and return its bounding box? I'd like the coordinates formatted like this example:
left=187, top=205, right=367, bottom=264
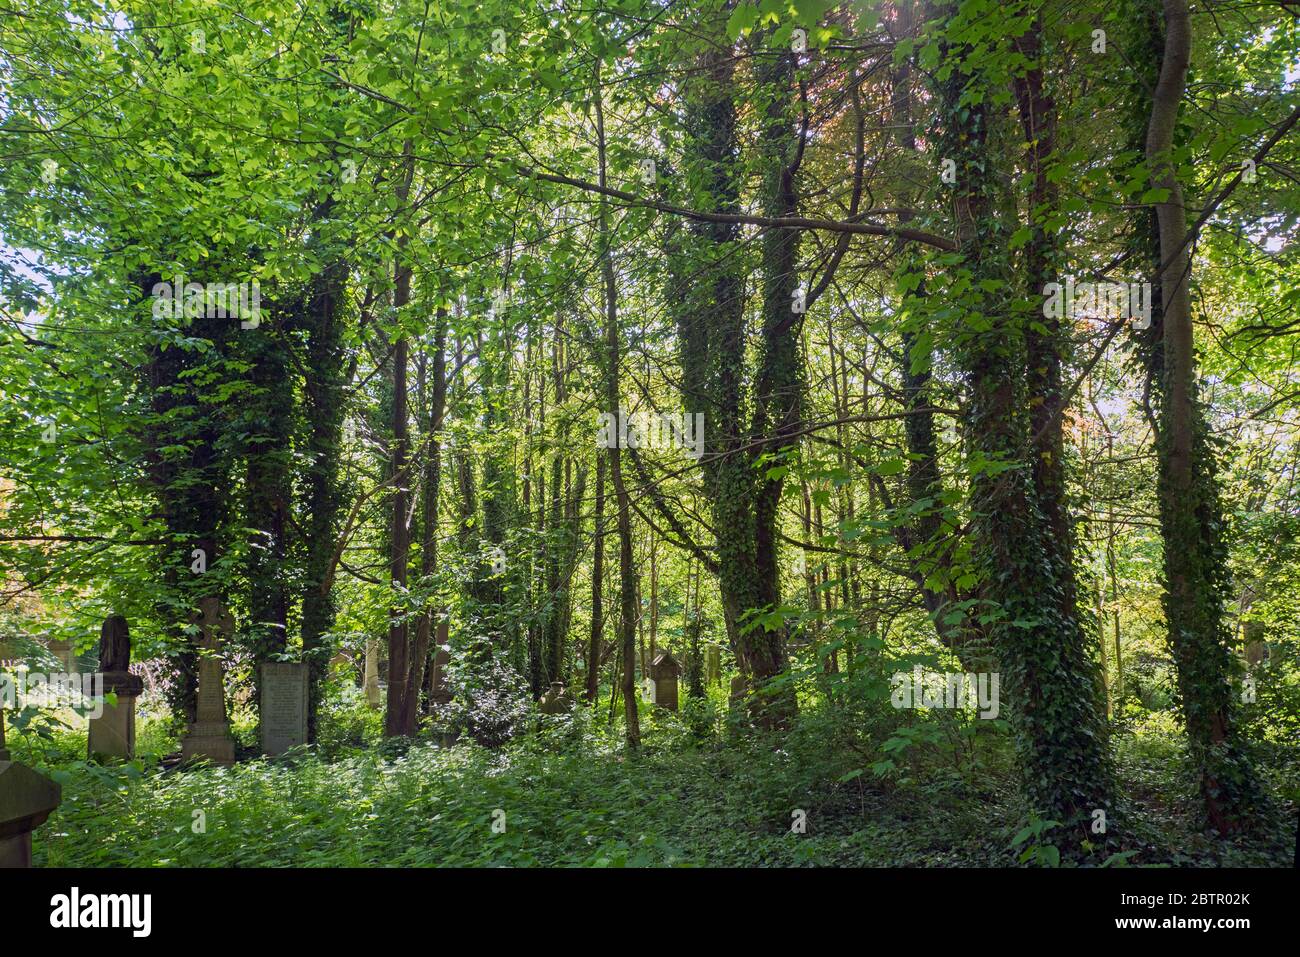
left=20, top=694, right=1297, bottom=868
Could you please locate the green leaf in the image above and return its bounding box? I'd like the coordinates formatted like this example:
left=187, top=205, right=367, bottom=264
left=726, top=3, right=759, bottom=40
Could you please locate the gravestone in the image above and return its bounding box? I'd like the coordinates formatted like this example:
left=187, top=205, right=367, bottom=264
left=47, top=638, right=76, bottom=674
left=706, top=646, right=721, bottom=686
left=0, top=696, right=61, bottom=868
left=363, top=638, right=382, bottom=709
left=539, top=680, right=573, bottom=715
left=87, top=615, right=145, bottom=762
left=261, top=662, right=308, bottom=756
left=1244, top=620, right=1269, bottom=667
left=429, top=623, right=452, bottom=706
left=180, top=597, right=237, bottom=765
left=649, top=650, right=681, bottom=711
left=729, top=674, right=747, bottom=706
left=641, top=676, right=657, bottom=705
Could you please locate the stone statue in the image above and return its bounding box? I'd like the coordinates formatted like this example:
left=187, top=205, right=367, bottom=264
left=98, top=615, right=131, bottom=674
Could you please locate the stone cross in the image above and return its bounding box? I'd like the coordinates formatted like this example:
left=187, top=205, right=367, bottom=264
left=180, top=597, right=237, bottom=765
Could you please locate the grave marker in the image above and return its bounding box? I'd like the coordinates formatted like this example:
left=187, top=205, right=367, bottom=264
left=729, top=674, right=747, bottom=706
left=261, top=662, right=308, bottom=756
left=539, top=680, right=573, bottom=715
left=87, top=615, right=145, bottom=762
left=47, top=638, right=76, bottom=674
left=649, top=650, right=681, bottom=711
left=0, top=689, right=61, bottom=868
left=706, top=645, right=721, bottom=686
left=180, top=597, right=237, bottom=765
left=364, top=638, right=382, bottom=709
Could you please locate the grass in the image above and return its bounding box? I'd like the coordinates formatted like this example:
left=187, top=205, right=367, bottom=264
left=16, top=692, right=1296, bottom=868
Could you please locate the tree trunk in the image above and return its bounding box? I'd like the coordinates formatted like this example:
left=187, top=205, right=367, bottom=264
left=587, top=454, right=605, bottom=704
left=935, top=0, right=1112, bottom=833
left=594, top=65, right=640, bottom=750
left=384, top=142, right=415, bottom=738
left=1144, top=0, right=1260, bottom=832
left=299, top=247, right=348, bottom=741
left=397, top=306, right=447, bottom=735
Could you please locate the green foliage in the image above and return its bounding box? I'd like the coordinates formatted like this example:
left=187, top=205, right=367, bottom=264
left=19, top=698, right=1290, bottom=867
left=2, top=0, right=1299, bottom=869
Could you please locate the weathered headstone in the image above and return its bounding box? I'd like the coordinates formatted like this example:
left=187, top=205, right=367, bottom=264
left=539, top=680, right=573, bottom=715
left=363, top=638, right=382, bottom=709
left=706, top=646, right=721, bottom=686
left=729, top=674, right=747, bottom=706
left=180, top=597, right=237, bottom=765
left=87, top=615, right=145, bottom=762
left=0, top=694, right=61, bottom=868
left=641, top=676, right=657, bottom=705
left=47, top=638, right=76, bottom=674
left=429, top=623, right=452, bottom=706
left=1244, top=620, right=1269, bottom=667
left=260, top=662, right=308, bottom=756
left=649, top=650, right=681, bottom=711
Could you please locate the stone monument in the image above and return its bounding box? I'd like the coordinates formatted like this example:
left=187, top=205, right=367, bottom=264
left=706, top=645, right=721, bottom=686
left=729, top=674, right=747, bottom=706
left=363, top=638, right=382, bottom=708
left=538, top=680, right=573, bottom=715
left=260, top=662, right=308, bottom=756
left=1244, top=620, right=1269, bottom=667
left=87, top=615, right=145, bottom=761
left=649, top=650, right=681, bottom=711
left=0, top=693, right=62, bottom=867
left=47, top=637, right=76, bottom=674
left=180, top=597, right=237, bottom=765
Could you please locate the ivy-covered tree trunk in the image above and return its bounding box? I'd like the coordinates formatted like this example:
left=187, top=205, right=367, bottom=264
left=1143, top=0, right=1260, bottom=831
left=244, top=302, right=292, bottom=708
left=743, top=39, right=802, bottom=727
left=890, top=2, right=967, bottom=660
left=299, top=250, right=348, bottom=743
left=668, top=21, right=795, bottom=728
left=140, top=272, right=232, bottom=726
left=934, top=0, right=1112, bottom=834
left=1012, top=11, right=1090, bottom=655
